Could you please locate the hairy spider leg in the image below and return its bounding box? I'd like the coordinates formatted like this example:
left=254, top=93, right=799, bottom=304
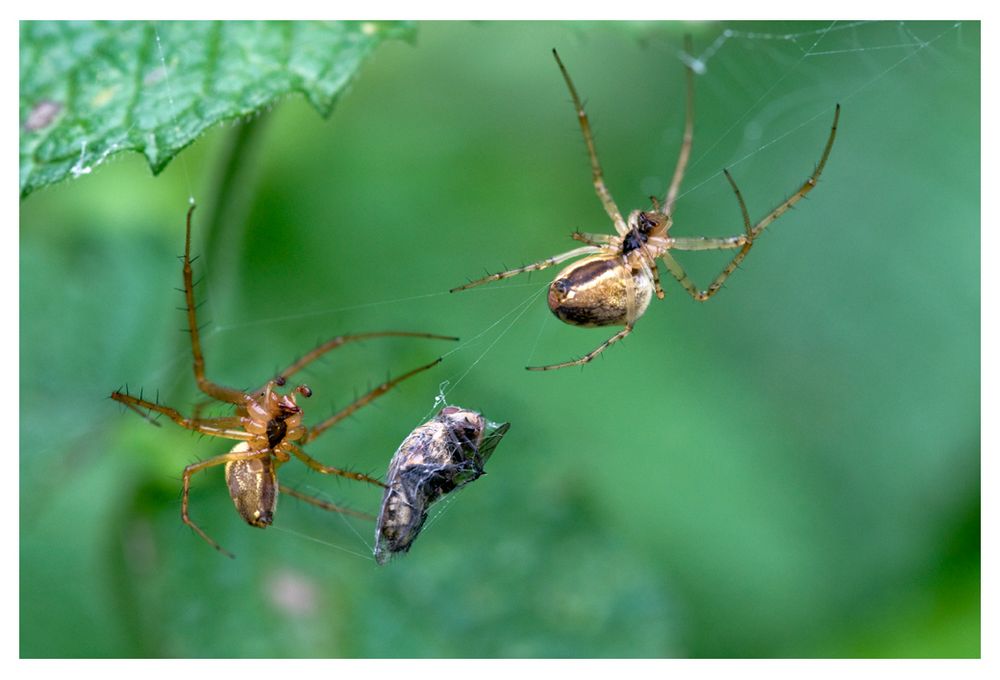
left=668, top=235, right=748, bottom=251
left=665, top=34, right=696, bottom=216
left=748, top=104, right=840, bottom=239
left=552, top=49, right=628, bottom=236
left=450, top=245, right=603, bottom=292
left=571, top=231, right=615, bottom=246
left=657, top=168, right=755, bottom=301
left=528, top=323, right=635, bottom=371
left=640, top=243, right=666, bottom=299
left=660, top=104, right=839, bottom=301
left=110, top=391, right=253, bottom=440
left=279, top=484, right=375, bottom=521
left=287, top=442, right=385, bottom=487
left=190, top=397, right=222, bottom=423
left=182, top=204, right=246, bottom=405
left=271, top=331, right=458, bottom=387
left=304, top=357, right=445, bottom=445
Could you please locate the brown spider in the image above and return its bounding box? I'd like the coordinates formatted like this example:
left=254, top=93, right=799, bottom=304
left=452, top=39, right=840, bottom=371
left=112, top=205, right=457, bottom=558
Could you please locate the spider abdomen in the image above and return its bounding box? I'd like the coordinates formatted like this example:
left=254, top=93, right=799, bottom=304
left=225, top=442, right=278, bottom=529
left=548, top=255, right=652, bottom=327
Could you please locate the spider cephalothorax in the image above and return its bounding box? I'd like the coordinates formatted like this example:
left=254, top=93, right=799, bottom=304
left=622, top=210, right=667, bottom=255
left=243, top=381, right=310, bottom=450
left=452, top=39, right=839, bottom=371
left=620, top=228, right=647, bottom=255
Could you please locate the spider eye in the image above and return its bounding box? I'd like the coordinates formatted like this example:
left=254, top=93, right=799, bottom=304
left=554, top=279, right=571, bottom=295
left=638, top=212, right=656, bottom=232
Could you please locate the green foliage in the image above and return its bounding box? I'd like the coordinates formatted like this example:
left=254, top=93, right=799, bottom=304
left=19, top=20, right=413, bottom=198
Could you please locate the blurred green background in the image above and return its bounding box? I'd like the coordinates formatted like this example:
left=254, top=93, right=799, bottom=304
left=20, top=21, right=979, bottom=657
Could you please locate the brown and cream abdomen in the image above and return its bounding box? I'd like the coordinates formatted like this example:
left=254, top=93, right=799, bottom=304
left=547, top=255, right=653, bottom=327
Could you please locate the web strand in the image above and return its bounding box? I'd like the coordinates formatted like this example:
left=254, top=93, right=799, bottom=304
left=672, top=21, right=962, bottom=207
left=152, top=23, right=196, bottom=205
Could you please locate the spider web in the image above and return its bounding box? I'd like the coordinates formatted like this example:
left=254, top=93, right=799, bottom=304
left=113, top=19, right=971, bottom=560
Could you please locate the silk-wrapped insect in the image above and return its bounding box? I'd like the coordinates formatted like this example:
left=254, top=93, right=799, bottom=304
left=374, top=406, right=510, bottom=564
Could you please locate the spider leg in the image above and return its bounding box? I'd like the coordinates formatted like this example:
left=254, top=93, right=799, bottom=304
left=279, top=484, right=376, bottom=521
left=182, top=445, right=271, bottom=558
left=451, top=245, right=604, bottom=292
left=271, top=331, right=457, bottom=386
left=667, top=235, right=748, bottom=251
left=182, top=205, right=245, bottom=405
left=572, top=231, right=616, bottom=246
left=666, top=106, right=838, bottom=300
left=552, top=49, right=628, bottom=236
left=659, top=169, right=754, bottom=301
left=191, top=396, right=228, bottom=422
left=287, top=443, right=386, bottom=488
left=652, top=266, right=665, bottom=299
left=623, top=255, right=639, bottom=320
left=111, top=391, right=252, bottom=440
left=664, top=35, right=696, bottom=215
left=639, top=247, right=666, bottom=300
left=304, top=358, right=444, bottom=443
left=747, top=104, right=840, bottom=239
left=527, top=324, right=634, bottom=371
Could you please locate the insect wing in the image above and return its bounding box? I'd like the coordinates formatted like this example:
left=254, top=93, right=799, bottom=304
left=476, top=422, right=510, bottom=465
left=451, top=421, right=509, bottom=486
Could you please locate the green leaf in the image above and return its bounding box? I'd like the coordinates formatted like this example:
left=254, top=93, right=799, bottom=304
left=19, top=20, right=414, bottom=198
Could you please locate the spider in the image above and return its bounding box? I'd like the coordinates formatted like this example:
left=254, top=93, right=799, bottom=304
left=451, top=39, right=840, bottom=371
left=111, top=205, right=457, bottom=558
